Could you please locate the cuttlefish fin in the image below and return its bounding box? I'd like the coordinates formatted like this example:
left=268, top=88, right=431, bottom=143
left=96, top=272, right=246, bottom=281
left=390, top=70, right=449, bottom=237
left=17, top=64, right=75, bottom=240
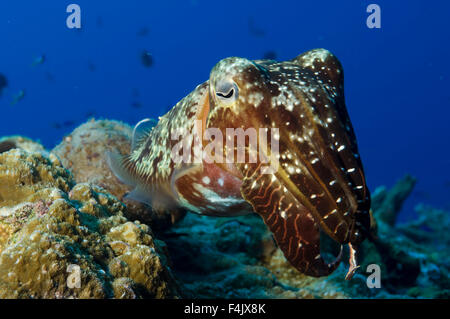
left=106, top=151, right=136, bottom=187
left=240, top=170, right=342, bottom=277
left=106, top=150, right=155, bottom=203
left=107, top=150, right=181, bottom=212
left=125, top=186, right=153, bottom=206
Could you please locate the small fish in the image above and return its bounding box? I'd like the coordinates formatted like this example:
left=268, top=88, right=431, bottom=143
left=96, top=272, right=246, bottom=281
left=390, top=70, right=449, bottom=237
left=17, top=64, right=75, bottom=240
left=262, top=51, right=277, bottom=60
left=51, top=120, right=76, bottom=129
left=63, top=120, right=75, bottom=127
left=51, top=122, right=62, bottom=129
left=131, top=102, right=142, bottom=109
left=108, top=49, right=373, bottom=280
left=11, top=89, right=25, bottom=105
left=141, top=51, right=154, bottom=68
left=85, top=110, right=96, bottom=118
left=0, top=140, right=16, bottom=153
left=32, top=55, right=46, bottom=66
left=132, top=88, right=140, bottom=98
left=45, top=72, right=55, bottom=82
left=96, top=16, right=103, bottom=28
left=248, top=17, right=266, bottom=37
left=137, top=27, right=149, bottom=37
left=88, top=61, right=96, bottom=72
left=0, top=73, right=8, bottom=96
left=52, top=120, right=76, bottom=129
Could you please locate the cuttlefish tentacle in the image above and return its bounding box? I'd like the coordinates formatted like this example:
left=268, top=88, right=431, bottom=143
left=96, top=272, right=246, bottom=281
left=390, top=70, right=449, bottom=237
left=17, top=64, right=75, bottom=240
left=239, top=163, right=343, bottom=276
left=345, top=243, right=360, bottom=280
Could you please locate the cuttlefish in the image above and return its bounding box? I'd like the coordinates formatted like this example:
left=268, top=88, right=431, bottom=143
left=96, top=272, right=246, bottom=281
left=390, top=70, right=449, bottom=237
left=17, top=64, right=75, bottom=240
left=108, top=49, right=374, bottom=279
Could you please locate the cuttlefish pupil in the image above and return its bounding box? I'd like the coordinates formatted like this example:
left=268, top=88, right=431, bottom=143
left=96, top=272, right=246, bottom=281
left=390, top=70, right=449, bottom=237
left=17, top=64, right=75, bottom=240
left=108, top=49, right=374, bottom=279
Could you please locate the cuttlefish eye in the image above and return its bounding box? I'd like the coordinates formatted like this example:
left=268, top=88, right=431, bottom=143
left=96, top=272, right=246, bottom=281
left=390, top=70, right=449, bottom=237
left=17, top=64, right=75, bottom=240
left=215, top=80, right=239, bottom=103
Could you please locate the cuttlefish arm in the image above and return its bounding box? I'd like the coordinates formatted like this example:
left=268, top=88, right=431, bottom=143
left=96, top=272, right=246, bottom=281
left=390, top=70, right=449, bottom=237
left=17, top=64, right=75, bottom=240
left=239, top=163, right=342, bottom=277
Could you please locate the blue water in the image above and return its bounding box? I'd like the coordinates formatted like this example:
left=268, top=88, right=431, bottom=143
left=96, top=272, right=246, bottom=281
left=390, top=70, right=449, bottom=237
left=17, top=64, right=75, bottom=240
left=0, top=1, right=449, bottom=222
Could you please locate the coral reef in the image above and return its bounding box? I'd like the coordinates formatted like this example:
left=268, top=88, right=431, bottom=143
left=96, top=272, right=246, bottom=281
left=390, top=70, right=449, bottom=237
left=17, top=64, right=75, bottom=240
left=0, top=125, right=448, bottom=299
left=0, top=135, right=45, bottom=153
left=0, top=146, right=180, bottom=298
left=162, top=213, right=349, bottom=298
left=0, top=149, right=73, bottom=209
left=162, top=175, right=449, bottom=299
left=52, top=119, right=184, bottom=230
left=372, top=174, right=417, bottom=227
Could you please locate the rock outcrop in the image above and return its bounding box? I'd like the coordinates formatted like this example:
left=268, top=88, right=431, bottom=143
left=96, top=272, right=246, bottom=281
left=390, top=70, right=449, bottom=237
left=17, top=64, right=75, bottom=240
left=0, top=146, right=180, bottom=298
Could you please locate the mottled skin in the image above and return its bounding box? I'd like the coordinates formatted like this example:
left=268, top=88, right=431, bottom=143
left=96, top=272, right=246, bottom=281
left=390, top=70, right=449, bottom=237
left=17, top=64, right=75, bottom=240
left=109, top=49, right=373, bottom=279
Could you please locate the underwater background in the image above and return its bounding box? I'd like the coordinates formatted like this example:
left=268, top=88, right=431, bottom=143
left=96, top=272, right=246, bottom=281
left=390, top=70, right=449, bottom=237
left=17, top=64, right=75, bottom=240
left=1, top=0, right=449, bottom=221
left=0, top=0, right=449, bottom=299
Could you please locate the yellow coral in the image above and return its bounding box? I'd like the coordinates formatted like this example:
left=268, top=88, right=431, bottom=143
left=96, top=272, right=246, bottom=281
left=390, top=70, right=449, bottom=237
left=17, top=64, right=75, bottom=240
left=0, top=149, right=73, bottom=208
left=0, top=148, right=179, bottom=299
left=0, top=223, right=12, bottom=254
